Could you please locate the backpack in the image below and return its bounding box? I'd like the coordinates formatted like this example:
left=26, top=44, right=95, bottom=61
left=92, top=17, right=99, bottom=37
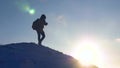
left=32, top=19, right=39, bottom=30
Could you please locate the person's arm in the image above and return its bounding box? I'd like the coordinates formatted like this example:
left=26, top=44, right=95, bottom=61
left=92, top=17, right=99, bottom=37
left=44, top=20, right=48, bottom=25
left=45, top=22, right=48, bottom=25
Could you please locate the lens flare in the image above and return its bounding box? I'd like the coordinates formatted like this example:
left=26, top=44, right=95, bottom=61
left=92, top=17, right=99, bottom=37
left=15, top=1, right=36, bottom=15
left=24, top=5, right=35, bottom=15
left=29, top=9, right=35, bottom=15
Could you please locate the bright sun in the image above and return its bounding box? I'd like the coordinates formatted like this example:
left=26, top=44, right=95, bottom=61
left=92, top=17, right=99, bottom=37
left=70, top=36, right=104, bottom=67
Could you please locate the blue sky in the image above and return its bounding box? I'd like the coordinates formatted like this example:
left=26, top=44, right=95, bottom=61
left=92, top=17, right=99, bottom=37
left=0, top=0, right=120, bottom=68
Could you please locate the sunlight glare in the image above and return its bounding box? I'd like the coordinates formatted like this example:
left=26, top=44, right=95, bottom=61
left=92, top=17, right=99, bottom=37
left=70, top=36, right=104, bottom=67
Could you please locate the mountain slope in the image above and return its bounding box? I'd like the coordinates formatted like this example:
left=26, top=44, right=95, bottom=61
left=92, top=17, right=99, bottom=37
left=0, top=43, right=81, bottom=68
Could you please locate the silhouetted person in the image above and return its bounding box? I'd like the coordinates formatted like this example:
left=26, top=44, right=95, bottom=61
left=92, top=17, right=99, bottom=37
left=32, top=14, right=48, bottom=45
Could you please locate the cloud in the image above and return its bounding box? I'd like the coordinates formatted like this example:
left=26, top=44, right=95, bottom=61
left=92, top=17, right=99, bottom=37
left=56, top=15, right=67, bottom=27
left=115, top=38, right=120, bottom=43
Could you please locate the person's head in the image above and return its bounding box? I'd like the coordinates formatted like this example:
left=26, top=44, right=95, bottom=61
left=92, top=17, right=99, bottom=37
left=40, top=14, right=46, bottom=19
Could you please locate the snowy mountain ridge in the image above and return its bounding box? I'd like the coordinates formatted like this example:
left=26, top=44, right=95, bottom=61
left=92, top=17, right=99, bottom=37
left=0, top=42, right=81, bottom=68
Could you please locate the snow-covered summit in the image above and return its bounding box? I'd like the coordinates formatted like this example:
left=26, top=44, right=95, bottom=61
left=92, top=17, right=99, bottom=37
left=0, top=43, right=81, bottom=68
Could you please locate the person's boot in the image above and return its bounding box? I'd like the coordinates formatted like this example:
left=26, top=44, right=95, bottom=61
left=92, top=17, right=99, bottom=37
left=38, top=41, right=41, bottom=45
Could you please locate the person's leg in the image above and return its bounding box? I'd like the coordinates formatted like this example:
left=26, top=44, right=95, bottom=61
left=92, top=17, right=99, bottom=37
left=40, top=31, right=45, bottom=44
left=36, top=30, right=41, bottom=45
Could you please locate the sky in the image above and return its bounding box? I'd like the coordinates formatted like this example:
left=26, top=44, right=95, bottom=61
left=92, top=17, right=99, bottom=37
left=0, top=0, right=120, bottom=68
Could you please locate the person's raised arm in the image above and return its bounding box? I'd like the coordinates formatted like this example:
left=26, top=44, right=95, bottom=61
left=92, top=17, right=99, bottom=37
left=44, top=21, right=48, bottom=26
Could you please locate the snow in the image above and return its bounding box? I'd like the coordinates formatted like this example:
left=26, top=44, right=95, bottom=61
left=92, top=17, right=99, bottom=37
left=0, top=43, right=81, bottom=68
